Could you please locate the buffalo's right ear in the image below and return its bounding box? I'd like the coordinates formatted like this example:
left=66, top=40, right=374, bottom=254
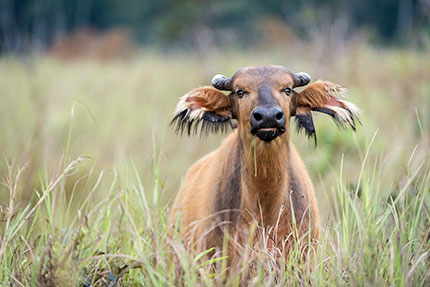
left=171, top=86, right=233, bottom=136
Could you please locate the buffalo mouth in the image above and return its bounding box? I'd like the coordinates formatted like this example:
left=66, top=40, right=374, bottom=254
left=252, top=127, right=285, bottom=142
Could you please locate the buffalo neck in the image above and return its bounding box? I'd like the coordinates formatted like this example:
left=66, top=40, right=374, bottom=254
left=237, top=127, right=290, bottom=224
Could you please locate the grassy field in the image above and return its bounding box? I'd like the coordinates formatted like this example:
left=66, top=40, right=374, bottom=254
left=0, top=43, right=429, bottom=286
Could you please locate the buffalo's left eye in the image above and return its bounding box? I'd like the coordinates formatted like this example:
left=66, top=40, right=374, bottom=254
left=281, top=87, right=292, bottom=96
left=237, top=89, right=245, bottom=98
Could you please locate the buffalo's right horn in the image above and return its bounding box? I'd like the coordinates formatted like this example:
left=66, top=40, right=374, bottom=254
left=212, top=74, right=232, bottom=91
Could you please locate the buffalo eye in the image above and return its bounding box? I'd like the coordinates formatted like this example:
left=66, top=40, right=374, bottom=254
left=236, top=89, right=245, bottom=98
left=281, top=87, right=292, bottom=96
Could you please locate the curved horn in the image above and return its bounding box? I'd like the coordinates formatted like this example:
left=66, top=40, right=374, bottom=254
left=293, top=72, right=311, bottom=88
left=212, top=74, right=232, bottom=91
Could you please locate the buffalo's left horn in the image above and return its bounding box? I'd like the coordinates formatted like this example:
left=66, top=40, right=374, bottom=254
left=212, top=74, right=232, bottom=91
left=293, top=72, right=311, bottom=88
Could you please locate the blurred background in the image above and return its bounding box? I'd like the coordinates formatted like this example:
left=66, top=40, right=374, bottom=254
left=0, top=0, right=429, bottom=221
left=1, top=0, right=430, bottom=53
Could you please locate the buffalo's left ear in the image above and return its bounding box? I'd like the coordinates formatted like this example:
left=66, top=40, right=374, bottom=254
left=292, top=80, right=361, bottom=141
left=171, top=86, right=233, bottom=135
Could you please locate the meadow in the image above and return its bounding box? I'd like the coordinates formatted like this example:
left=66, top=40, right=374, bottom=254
left=0, top=41, right=429, bottom=286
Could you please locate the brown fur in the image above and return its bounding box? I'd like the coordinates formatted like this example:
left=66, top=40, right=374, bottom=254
left=294, top=80, right=343, bottom=110
left=185, top=87, right=231, bottom=114
left=171, top=65, right=359, bottom=261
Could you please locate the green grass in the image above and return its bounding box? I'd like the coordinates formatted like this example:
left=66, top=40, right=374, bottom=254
left=0, top=43, right=429, bottom=286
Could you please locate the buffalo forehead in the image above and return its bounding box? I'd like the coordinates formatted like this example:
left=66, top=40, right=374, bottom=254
left=232, top=65, right=294, bottom=90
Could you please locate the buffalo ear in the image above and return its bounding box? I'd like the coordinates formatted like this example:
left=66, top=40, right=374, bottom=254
left=294, top=107, right=317, bottom=145
left=291, top=80, right=361, bottom=144
left=294, top=80, right=361, bottom=129
left=171, top=86, right=233, bottom=136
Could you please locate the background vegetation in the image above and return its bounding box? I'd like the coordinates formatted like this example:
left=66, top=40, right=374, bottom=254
left=2, top=0, right=430, bottom=53
left=0, top=0, right=430, bottom=286
left=1, top=41, right=429, bottom=285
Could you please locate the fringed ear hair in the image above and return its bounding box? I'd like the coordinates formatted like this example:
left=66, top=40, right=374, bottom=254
left=294, top=108, right=317, bottom=145
left=293, top=80, right=361, bottom=143
left=170, top=86, right=233, bottom=136
left=309, top=81, right=361, bottom=130
left=295, top=80, right=361, bottom=129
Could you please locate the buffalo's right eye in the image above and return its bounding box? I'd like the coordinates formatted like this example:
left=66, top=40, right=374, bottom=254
left=282, top=87, right=292, bottom=96
left=237, top=89, right=245, bottom=98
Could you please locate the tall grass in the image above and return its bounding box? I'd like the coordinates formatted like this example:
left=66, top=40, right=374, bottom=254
left=0, top=43, right=429, bottom=285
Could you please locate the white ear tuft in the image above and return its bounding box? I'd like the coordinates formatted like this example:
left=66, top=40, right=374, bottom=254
left=174, top=90, right=206, bottom=121
left=324, top=82, right=348, bottom=98
left=322, top=100, right=361, bottom=129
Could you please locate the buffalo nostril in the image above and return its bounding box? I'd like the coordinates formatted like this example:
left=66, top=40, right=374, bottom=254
left=253, top=112, right=263, bottom=122
left=275, top=112, right=284, bottom=121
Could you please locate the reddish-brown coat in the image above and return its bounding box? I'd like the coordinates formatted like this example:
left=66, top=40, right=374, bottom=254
left=171, top=65, right=359, bottom=260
